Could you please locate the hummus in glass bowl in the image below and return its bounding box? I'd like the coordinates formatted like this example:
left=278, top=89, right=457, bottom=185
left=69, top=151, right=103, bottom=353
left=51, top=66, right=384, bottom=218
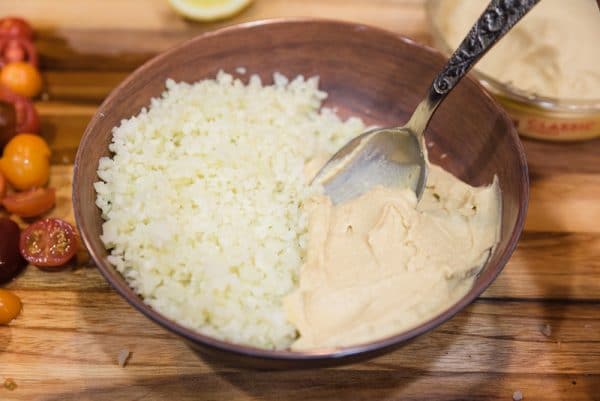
left=428, top=0, right=600, bottom=141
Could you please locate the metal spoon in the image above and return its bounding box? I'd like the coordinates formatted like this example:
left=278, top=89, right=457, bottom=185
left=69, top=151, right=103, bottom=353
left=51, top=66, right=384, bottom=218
left=314, top=0, right=539, bottom=204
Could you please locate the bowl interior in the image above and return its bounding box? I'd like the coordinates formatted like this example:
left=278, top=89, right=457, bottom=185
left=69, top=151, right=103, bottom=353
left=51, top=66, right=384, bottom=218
left=73, top=19, right=528, bottom=365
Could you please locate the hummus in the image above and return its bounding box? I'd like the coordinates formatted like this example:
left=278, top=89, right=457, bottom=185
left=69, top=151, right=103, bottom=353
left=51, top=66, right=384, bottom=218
left=284, top=165, right=501, bottom=350
left=435, top=0, right=600, bottom=100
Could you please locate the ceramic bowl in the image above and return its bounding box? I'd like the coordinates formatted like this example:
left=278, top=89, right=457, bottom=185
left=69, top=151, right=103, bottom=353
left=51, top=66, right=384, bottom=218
left=73, top=18, right=529, bottom=369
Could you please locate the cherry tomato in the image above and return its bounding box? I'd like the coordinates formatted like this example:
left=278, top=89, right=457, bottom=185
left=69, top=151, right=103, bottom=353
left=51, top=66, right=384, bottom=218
left=0, top=218, right=25, bottom=283
left=0, top=99, right=16, bottom=148
left=0, top=85, right=40, bottom=134
left=0, top=38, right=38, bottom=67
left=2, top=187, right=55, bottom=218
left=0, top=289, right=22, bottom=325
left=0, top=61, right=42, bottom=98
left=20, top=218, right=78, bottom=267
left=0, top=18, right=34, bottom=41
left=0, top=133, right=50, bottom=191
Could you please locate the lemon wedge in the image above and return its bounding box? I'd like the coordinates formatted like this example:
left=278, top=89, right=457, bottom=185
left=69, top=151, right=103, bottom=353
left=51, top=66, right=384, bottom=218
left=168, top=0, right=253, bottom=21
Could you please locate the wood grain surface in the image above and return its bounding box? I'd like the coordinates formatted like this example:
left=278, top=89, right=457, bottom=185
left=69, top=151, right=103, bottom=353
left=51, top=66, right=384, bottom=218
left=1, top=1, right=599, bottom=400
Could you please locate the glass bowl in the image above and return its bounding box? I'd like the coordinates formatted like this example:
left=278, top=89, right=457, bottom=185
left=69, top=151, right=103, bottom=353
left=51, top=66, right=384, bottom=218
left=426, top=0, right=600, bottom=141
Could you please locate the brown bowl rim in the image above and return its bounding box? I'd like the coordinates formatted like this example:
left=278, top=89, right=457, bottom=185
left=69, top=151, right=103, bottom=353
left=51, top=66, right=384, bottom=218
left=73, top=17, right=529, bottom=363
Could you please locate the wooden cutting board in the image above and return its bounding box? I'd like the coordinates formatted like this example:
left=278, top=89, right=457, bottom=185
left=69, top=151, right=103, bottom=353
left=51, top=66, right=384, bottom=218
left=1, top=1, right=599, bottom=400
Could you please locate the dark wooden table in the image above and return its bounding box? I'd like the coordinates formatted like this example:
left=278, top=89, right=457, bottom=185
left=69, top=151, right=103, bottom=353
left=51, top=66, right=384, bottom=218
left=1, top=1, right=599, bottom=400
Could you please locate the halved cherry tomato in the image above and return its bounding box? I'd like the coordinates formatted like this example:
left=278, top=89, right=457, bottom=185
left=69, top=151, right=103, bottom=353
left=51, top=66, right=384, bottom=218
left=2, top=187, right=55, bottom=217
left=20, top=218, right=78, bottom=267
left=0, top=38, right=38, bottom=67
left=0, top=133, right=50, bottom=191
left=0, top=85, right=40, bottom=134
left=0, top=171, right=6, bottom=200
left=0, top=61, right=42, bottom=98
left=0, top=18, right=34, bottom=40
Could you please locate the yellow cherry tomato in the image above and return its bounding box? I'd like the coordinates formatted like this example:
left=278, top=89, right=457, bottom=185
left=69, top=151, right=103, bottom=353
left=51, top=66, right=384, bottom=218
left=0, top=133, right=51, bottom=190
left=0, top=61, right=43, bottom=98
left=0, top=289, right=22, bottom=325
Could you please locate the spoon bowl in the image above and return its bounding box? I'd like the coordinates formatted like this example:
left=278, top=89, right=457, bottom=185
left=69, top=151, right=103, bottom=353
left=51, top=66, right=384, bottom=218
left=315, top=127, right=426, bottom=204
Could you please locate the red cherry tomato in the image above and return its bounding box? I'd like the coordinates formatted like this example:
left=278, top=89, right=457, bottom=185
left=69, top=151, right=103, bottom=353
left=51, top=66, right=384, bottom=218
left=0, top=37, right=38, bottom=67
left=19, top=218, right=78, bottom=267
left=2, top=187, right=55, bottom=217
left=0, top=85, right=40, bottom=134
left=0, top=217, right=25, bottom=283
left=0, top=18, right=34, bottom=40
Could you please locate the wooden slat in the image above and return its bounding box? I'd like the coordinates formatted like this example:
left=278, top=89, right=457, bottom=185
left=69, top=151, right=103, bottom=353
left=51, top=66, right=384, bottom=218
left=1, top=299, right=598, bottom=400
left=36, top=102, right=96, bottom=164
left=3, top=296, right=597, bottom=375
left=525, top=173, right=600, bottom=233
left=0, top=373, right=597, bottom=401
left=485, top=232, right=600, bottom=300
left=524, top=137, right=600, bottom=176
left=3, top=0, right=430, bottom=71
left=41, top=71, right=127, bottom=103
left=4, top=0, right=426, bottom=31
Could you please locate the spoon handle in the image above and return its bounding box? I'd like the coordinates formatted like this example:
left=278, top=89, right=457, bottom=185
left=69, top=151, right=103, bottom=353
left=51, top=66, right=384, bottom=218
left=407, top=0, right=540, bottom=136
